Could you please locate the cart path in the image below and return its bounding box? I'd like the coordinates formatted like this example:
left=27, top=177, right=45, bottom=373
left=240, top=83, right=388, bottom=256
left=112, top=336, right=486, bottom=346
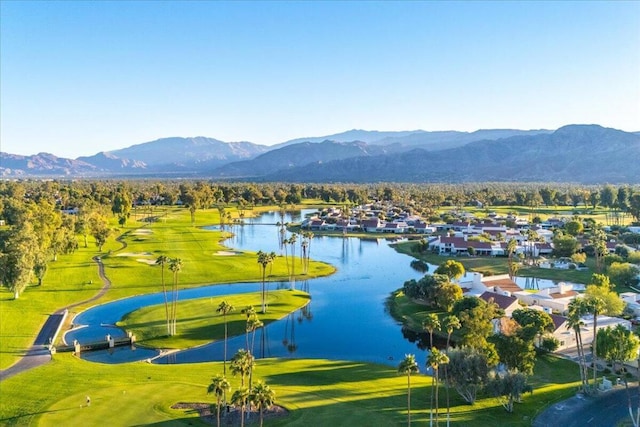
left=0, top=233, right=127, bottom=381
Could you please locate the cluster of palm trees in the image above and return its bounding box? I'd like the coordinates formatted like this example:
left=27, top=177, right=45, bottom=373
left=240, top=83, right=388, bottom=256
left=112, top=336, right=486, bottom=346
left=212, top=301, right=274, bottom=427
left=155, top=255, right=183, bottom=336
left=208, top=349, right=276, bottom=427
left=399, top=348, right=450, bottom=427
left=277, top=226, right=315, bottom=289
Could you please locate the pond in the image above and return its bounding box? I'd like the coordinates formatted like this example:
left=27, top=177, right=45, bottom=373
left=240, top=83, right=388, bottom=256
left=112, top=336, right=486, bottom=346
left=65, top=209, right=579, bottom=366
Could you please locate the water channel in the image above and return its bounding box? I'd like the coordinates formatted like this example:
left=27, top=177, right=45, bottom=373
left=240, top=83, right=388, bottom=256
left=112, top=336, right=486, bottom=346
left=65, top=209, right=578, bottom=366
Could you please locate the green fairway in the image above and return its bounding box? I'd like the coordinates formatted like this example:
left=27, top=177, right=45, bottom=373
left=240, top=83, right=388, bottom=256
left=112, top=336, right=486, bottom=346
left=0, top=352, right=579, bottom=426
left=119, top=290, right=310, bottom=349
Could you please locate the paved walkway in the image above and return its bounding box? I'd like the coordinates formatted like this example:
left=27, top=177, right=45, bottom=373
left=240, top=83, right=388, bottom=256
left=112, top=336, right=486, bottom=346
left=0, top=236, right=124, bottom=382
left=534, top=385, right=640, bottom=427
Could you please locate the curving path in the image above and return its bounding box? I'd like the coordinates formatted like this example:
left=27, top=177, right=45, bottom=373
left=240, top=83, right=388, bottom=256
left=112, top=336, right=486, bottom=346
left=0, top=234, right=126, bottom=381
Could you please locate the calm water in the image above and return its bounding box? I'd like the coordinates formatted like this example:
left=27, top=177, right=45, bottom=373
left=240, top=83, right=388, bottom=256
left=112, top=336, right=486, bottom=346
left=67, top=209, right=427, bottom=365
left=66, top=209, right=577, bottom=366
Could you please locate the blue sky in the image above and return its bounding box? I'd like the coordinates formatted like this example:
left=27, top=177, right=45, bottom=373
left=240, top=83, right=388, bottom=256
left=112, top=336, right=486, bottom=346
left=1, top=1, right=638, bottom=158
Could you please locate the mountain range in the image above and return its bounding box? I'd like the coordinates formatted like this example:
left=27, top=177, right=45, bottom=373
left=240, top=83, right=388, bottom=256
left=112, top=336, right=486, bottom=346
left=1, top=125, right=638, bottom=183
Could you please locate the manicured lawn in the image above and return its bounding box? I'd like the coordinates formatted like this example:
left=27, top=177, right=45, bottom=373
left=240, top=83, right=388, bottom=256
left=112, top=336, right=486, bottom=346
left=119, top=290, right=310, bottom=349
left=0, top=351, right=579, bottom=426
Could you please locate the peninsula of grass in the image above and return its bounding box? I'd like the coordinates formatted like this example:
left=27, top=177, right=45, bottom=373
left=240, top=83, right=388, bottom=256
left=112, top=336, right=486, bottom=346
left=0, top=351, right=580, bottom=426
left=118, top=290, right=310, bottom=349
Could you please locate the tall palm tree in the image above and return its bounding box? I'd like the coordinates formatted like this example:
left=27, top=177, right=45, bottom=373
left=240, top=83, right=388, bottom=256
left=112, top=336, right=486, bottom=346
left=257, top=251, right=274, bottom=313
left=423, top=313, right=441, bottom=349
left=587, top=295, right=606, bottom=389
left=288, top=233, right=298, bottom=289
left=248, top=316, right=263, bottom=356
left=155, top=255, right=170, bottom=335
left=441, top=315, right=460, bottom=426
left=303, top=231, right=313, bottom=274
left=207, top=374, right=231, bottom=427
left=231, top=386, right=250, bottom=427
left=427, top=347, right=449, bottom=427
left=249, top=381, right=276, bottom=427
left=300, top=238, right=309, bottom=274
left=442, top=315, right=461, bottom=349
left=242, top=306, right=257, bottom=351
left=216, top=300, right=235, bottom=375
left=506, top=238, right=518, bottom=279
left=567, top=298, right=589, bottom=392
left=398, top=354, right=419, bottom=426
left=168, top=257, right=183, bottom=336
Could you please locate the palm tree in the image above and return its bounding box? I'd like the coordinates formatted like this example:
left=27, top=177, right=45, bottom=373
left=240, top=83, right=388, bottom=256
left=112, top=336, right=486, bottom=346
left=168, top=257, right=183, bottom=336
left=442, top=315, right=461, bottom=349
left=398, top=354, right=419, bottom=426
left=288, top=233, right=298, bottom=289
left=300, top=238, right=309, bottom=274
left=587, top=295, right=606, bottom=389
left=507, top=238, right=518, bottom=279
left=242, top=306, right=257, bottom=351
left=423, top=313, right=441, bottom=349
left=216, top=300, right=235, bottom=375
left=427, top=347, right=449, bottom=427
left=207, top=374, right=231, bottom=427
left=441, top=315, right=460, bottom=425
left=231, top=386, right=250, bottom=427
left=231, top=348, right=255, bottom=388
left=249, top=381, right=276, bottom=427
left=567, top=298, right=589, bottom=392
left=257, top=251, right=274, bottom=313
left=155, top=255, right=170, bottom=335
left=303, top=231, right=313, bottom=273
left=248, top=316, right=264, bottom=355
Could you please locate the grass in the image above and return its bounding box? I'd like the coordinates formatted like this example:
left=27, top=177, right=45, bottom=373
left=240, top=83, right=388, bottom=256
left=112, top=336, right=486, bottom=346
left=0, top=205, right=335, bottom=370
left=0, top=351, right=579, bottom=427
left=119, top=290, right=310, bottom=349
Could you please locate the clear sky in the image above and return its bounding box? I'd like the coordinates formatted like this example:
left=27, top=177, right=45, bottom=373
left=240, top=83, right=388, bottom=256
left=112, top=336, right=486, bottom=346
left=1, top=1, right=639, bottom=158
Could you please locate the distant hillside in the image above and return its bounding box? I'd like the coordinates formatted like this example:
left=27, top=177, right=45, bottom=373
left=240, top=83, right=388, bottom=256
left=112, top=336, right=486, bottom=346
left=101, top=136, right=269, bottom=170
left=262, top=125, right=640, bottom=183
left=209, top=140, right=399, bottom=178
left=1, top=125, right=637, bottom=182
left=374, top=129, right=552, bottom=151
left=0, top=153, right=98, bottom=177
left=274, top=130, right=421, bottom=148
left=275, top=128, right=552, bottom=151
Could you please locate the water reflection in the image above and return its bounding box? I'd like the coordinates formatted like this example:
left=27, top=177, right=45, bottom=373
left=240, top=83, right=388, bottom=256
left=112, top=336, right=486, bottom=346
left=67, top=208, right=581, bottom=367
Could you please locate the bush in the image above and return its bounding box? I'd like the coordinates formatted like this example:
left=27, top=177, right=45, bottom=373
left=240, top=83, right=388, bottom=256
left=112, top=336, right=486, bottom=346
left=540, top=336, right=560, bottom=353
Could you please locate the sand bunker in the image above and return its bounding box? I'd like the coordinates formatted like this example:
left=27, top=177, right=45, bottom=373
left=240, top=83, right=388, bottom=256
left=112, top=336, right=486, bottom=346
left=132, top=229, right=153, bottom=235
left=137, top=259, right=157, bottom=265
left=117, top=252, right=154, bottom=257
left=215, top=251, right=242, bottom=256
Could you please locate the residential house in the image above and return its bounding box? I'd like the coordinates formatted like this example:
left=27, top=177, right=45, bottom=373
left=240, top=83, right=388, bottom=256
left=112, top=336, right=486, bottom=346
left=513, top=283, right=579, bottom=315
left=479, top=291, right=520, bottom=317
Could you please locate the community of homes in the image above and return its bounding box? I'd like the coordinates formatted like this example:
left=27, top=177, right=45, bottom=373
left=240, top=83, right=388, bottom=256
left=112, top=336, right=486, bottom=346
left=458, top=272, right=634, bottom=352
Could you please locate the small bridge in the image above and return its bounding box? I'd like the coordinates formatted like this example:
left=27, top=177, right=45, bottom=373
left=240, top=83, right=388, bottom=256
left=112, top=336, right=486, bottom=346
left=55, top=334, right=135, bottom=354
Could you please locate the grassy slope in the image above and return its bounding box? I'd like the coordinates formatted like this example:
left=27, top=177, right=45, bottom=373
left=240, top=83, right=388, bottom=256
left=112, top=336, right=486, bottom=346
left=119, top=290, right=310, bottom=349
left=0, top=206, right=335, bottom=370
left=0, top=352, right=578, bottom=427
